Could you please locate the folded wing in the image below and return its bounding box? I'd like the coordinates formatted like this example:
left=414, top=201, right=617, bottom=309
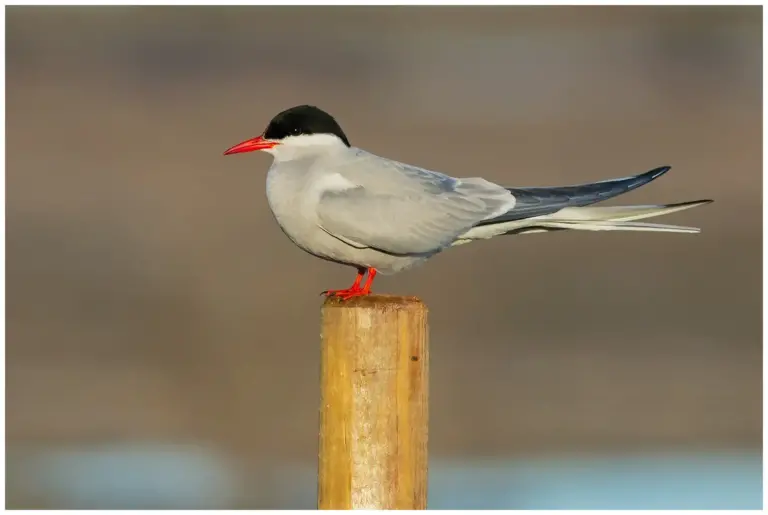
left=316, top=150, right=514, bottom=255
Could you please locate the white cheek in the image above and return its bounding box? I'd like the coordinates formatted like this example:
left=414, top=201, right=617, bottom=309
left=281, top=134, right=345, bottom=147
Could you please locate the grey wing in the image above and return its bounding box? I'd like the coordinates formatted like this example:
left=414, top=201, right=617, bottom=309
left=316, top=152, right=514, bottom=255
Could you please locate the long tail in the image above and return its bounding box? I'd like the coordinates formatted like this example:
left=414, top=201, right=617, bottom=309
left=455, top=200, right=712, bottom=243
left=454, top=165, right=713, bottom=245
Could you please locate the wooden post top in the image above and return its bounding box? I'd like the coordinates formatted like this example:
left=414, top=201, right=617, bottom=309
left=322, top=294, right=425, bottom=310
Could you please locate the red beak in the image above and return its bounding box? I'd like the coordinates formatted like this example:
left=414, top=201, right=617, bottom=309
left=223, top=135, right=278, bottom=155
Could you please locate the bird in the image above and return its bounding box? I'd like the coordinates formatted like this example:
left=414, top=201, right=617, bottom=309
left=224, top=105, right=712, bottom=300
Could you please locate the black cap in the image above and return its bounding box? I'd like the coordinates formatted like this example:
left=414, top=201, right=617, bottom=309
left=263, top=105, right=350, bottom=147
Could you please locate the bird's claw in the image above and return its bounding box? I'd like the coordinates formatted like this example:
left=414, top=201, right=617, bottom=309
left=321, top=287, right=370, bottom=301
left=335, top=291, right=370, bottom=301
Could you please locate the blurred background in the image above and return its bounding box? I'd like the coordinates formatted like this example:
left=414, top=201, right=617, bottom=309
left=6, top=5, right=762, bottom=509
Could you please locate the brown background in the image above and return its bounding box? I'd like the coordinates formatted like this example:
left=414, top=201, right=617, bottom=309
left=6, top=6, right=761, bottom=508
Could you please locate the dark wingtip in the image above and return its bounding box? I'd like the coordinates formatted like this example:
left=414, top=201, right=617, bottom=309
left=648, top=165, right=672, bottom=179
left=622, top=165, right=672, bottom=192
left=621, top=165, right=672, bottom=193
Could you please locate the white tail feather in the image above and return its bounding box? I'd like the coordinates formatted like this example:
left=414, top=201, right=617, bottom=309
left=553, top=201, right=710, bottom=222
left=454, top=200, right=711, bottom=244
left=526, top=220, right=701, bottom=233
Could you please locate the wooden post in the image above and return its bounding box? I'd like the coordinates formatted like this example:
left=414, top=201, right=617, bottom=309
left=318, top=294, right=429, bottom=509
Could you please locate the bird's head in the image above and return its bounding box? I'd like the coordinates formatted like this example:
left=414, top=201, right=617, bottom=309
left=224, top=105, right=350, bottom=161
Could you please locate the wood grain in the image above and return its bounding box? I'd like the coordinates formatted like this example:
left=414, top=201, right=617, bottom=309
left=318, top=295, right=429, bottom=509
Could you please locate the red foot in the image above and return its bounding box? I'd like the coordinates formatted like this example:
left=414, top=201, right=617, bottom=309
left=322, top=286, right=363, bottom=297
left=322, top=268, right=377, bottom=301
left=326, top=287, right=370, bottom=301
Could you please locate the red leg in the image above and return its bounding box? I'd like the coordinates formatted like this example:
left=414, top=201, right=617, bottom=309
left=332, top=268, right=377, bottom=301
left=322, top=268, right=365, bottom=297
left=360, top=268, right=377, bottom=294
left=323, top=268, right=377, bottom=300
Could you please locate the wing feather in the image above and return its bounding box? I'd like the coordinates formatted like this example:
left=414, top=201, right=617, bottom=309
left=315, top=150, right=513, bottom=255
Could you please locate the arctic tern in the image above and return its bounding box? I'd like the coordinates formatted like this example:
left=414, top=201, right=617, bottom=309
left=224, top=105, right=712, bottom=300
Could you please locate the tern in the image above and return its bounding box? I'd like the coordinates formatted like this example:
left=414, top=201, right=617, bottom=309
left=224, top=105, right=712, bottom=300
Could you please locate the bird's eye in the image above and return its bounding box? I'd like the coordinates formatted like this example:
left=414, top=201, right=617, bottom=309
left=292, top=127, right=301, bottom=135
